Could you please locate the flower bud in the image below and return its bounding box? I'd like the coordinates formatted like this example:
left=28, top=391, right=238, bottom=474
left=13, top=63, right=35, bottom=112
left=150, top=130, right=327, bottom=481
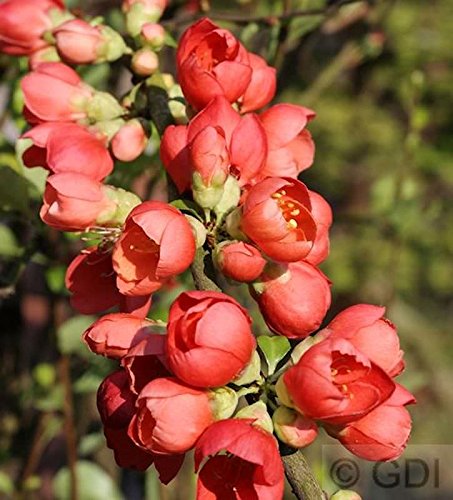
left=330, top=490, right=362, bottom=500
left=131, top=48, right=159, bottom=76
left=216, top=241, right=266, bottom=283
left=210, top=387, right=238, bottom=420
left=141, top=23, right=165, bottom=50
left=235, top=401, right=273, bottom=434
left=86, top=91, right=125, bottom=122
left=29, top=46, right=60, bottom=69
left=102, top=186, right=142, bottom=226
left=111, top=119, right=148, bottom=162
left=273, top=406, right=318, bottom=448
left=123, top=0, right=167, bottom=37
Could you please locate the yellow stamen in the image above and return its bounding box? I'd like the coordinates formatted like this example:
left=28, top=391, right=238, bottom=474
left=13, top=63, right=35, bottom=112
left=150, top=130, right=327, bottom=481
left=287, top=219, right=298, bottom=229
left=290, top=209, right=301, bottom=216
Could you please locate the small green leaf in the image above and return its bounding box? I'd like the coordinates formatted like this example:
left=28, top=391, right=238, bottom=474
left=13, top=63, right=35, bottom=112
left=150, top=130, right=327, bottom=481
left=57, top=315, right=96, bottom=357
left=0, top=225, right=22, bottom=259
left=0, top=471, right=14, bottom=495
left=170, top=199, right=204, bottom=220
left=257, top=336, right=291, bottom=376
left=78, top=433, right=105, bottom=456
left=53, top=461, right=122, bottom=500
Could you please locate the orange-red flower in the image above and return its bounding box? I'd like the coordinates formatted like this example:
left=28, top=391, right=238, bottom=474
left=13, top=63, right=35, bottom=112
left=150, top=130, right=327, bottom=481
left=112, top=201, right=196, bottom=295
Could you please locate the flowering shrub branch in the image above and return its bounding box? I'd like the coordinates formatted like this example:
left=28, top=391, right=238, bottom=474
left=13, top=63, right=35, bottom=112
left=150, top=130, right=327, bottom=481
left=0, top=0, right=415, bottom=498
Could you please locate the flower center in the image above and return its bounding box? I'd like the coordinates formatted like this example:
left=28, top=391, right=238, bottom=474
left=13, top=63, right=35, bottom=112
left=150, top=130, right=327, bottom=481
left=271, top=189, right=304, bottom=231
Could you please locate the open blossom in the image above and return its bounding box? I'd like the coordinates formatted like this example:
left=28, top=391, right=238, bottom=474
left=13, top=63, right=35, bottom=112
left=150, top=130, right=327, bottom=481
left=251, top=261, right=331, bottom=338
left=322, top=304, right=405, bottom=377
left=258, top=104, right=316, bottom=180
left=195, top=419, right=284, bottom=500
left=128, top=377, right=215, bottom=454
left=97, top=370, right=184, bottom=480
left=112, top=201, right=196, bottom=296
left=160, top=96, right=267, bottom=193
left=65, top=247, right=151, bottom=317
left=176, top=18, right=276, bottom=112
left=21, top=122, right=113, bottom=181
left=284, top=337, right=396, bottom=425
left=327, top=384, right=416, bottom=461
left=21, top=63, right=93, bottom=123
left=0, top=0, right=64, bottom=56
left=240, top=177, right=318, bottom=262
left=166, top=291, right=255, bottom=388
left=121, top=333, right=169, bottom=395
left=40, top=173, right=116, bottom=231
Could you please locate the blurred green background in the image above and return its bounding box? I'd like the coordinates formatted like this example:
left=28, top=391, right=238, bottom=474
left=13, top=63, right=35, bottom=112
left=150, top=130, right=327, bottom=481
left=0, top=0, right=451, bottom=498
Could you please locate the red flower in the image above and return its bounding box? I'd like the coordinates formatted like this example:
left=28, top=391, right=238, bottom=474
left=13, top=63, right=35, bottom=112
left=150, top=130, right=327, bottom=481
left=21, top=63, right=94, bottom=123
left=97, top=370, right=183, bottom=479
left=195, top=419, right=284, bottom=500
left=328, top=384, right=416, bottom=461
left=66, top=247, right=122, bottom=315
left=83, top=313, right=161, bottom=359
left=0, top=0, right=64, bottom=56
left=258, top=104, right=315, bottom=180
left=40, top=173, right=116, bottom=231
left=323, top=304, right=405, bottom=377
left=252, top=261, right=331, bottom=339
left=166, top=291, right=255, bottom=387
left=128, top=377, right=214, bottom=454
left=178, top=18, right=271, bottom=112
left=284, top=337, right=396, bottom=425
left=21, top=122, right=113, bottom=181
left=216, top=241, right=266, bottom=282
left=240, top=177, right=318, bottom=262
left=121, top=334, right=169, bottom=395
left=304, top=190, right=333, bottom=266
left=66, top=247, right=152, bottom=316
left=112, top=201, right=196, bottom=295
left=160, top=96, right=267, bottom=193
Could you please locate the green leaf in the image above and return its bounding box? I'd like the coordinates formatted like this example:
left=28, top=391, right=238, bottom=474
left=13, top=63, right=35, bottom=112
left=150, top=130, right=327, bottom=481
left=57, top=316, right=96, bottom=357
left=53, top=461, right=122, bottom=500
left=78, top=433, right=105, bottom=457
left=170, top=199, right=204, bottom=220
left=73, top=371, right=104, bottom=394
left=0, top=165, right=29, bottom=213
left=45, top=265, right=67, bottom=294
left=257, top=335, right=291, bottom=376
left=0, top=225, right=22, bottom=259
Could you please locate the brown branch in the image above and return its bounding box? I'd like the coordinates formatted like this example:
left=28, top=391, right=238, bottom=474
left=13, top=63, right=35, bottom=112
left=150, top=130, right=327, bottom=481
left=59, top=356, right=78, bottom=500
left=282, top=449, right=326, bottom=500
left=190, top=248, right=221, bottom=292
left=163, top=0, right=366, bottom=28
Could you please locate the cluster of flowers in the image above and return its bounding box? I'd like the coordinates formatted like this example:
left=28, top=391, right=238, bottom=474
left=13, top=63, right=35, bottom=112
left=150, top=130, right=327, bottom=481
left=2, top=0, right=415, bottom=497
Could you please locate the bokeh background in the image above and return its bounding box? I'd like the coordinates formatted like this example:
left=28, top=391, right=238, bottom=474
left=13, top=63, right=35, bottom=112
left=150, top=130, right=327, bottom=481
left=0, top=0, right=451, bottom=498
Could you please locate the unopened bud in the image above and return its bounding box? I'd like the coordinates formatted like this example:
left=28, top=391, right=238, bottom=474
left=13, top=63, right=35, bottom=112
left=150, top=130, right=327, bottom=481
left=273, top=406, right=318, bottom=448
left=102, top=186, right=142, bottom=225
left=210, top=387, right=238, bottom=420
left=141, top=23, right=166, bottom=50
left=132, top=48, right=159, bottom=76
left=330, top=490, right=362, bottom=500
left=123, top=0, right=167, bottom=37
left=215, top=241, right=266, bottom=283
left=111, top=119, right=148, bottom=162
left=235, top=401, right=273, bottom=434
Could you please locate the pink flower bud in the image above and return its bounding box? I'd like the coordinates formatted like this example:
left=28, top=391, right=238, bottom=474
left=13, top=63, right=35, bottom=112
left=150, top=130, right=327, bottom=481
left=128, top=377, right=214, bottom=454
left=141, top=23, right=165, bottom=49
left=251, top=261, right=331, bottom=339
left=40, top=173, right=116, bottom=231
left=216, top=241, right=266, bottom=282
left=111, top=120, right=148, bottom=162
left=28, top=46, right=60, bottom=69
left=166, top=291, right=256, bottom=388
left=0, top=0, right=64, bottom=56
left=131, top=48, right=159, bottom=76
left=54, top=19, right=103, bottom=64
